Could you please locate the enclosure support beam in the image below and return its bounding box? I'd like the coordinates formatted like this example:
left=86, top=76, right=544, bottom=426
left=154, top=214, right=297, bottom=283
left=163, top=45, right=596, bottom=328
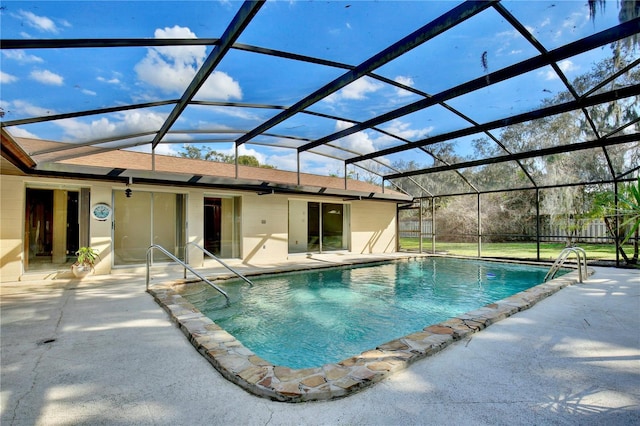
left=151, top=1, right=264, bottom=150
left=477, top=193, right=482, bottom=258
left=536, top=189, right=541, bottom=262
left=235, top=144, right=239, bottom=179
left=419, top=198, right=423, bottom=254
left=432, top=197, right=437, bottom=254
left=615, top=180, right=620, bottom=267
left=239, top=0, right=494, bottom=149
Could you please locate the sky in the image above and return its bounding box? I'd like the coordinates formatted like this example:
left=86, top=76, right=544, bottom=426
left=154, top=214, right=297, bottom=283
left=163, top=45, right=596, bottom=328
left=0, top=0, right=634, bottom=176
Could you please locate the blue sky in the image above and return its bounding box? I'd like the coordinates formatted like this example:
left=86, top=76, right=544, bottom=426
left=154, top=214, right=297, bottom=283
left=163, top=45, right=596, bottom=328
left=0, top=1, right=633, bottom=176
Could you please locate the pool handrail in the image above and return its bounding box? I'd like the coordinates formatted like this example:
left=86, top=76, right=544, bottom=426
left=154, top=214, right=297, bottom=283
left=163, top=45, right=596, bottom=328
left=545, top=246, right=587, bottom=283
left=146, top=244, right=230, bottom=305
left=185, top=242, right=253, bottom=287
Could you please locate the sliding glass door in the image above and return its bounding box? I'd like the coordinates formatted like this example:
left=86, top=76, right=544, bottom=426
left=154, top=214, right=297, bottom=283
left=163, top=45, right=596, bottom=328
left=289, top=200, right=349, bottom=254
left=114, top=190, right=186, bottom=265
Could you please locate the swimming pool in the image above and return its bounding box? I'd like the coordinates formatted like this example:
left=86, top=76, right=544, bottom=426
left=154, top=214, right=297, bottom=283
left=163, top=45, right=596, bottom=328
left=181, top=258, right=564, bottom=368
left=150, top=256, right=580, bottom=401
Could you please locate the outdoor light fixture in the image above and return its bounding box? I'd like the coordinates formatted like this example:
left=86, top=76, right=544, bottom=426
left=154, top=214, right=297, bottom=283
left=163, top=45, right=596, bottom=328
left=125, top=177, right=133, bottom=198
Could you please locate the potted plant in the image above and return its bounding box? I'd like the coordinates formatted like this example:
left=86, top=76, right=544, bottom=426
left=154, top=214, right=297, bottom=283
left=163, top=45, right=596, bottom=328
left=72, top=246, right=100, bottom=278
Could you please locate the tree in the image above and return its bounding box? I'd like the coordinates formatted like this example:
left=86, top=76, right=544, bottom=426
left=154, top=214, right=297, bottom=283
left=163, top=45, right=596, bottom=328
left=178, top=145, right=276, bottom=169
left=590, top=178, right=640, bottom=265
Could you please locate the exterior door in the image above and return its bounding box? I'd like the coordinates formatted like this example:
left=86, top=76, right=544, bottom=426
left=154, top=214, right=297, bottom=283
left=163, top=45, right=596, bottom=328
left=113, top=190, right=186, bottom=265
left=204, top=198, right=222, bottom=255
left=24, top=188, right=84, bottom=272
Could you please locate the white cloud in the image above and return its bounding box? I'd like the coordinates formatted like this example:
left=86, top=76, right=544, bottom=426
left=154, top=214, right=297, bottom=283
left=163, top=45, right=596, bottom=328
left=196, top=71, right=243, bottom=100
left=17, top=10, right=60, bottom=33
left=394, top=76, right=415, bottom=97
left=558, top=59, right=578, bottom=74
left=97, top=76, right=121, bottom=85
left=299, top=152, right=344, bottom=176
left=82, top=89, right=97, bottom=96
left=382, top=119, right=433, bottom=141
left=540, top=60, right=579, bottom=80
left=324, top=77, right=383, bottom=103
left=332, top=120, right=376, bottom=154
left=266, top=151, right=299, bottom=171
left=8, top=126, right=40, bottom=139
left=183, top=102, right=264, bottom=123
left=207, top=144, right=268, bottom=165
left=134, top=25, right=242, bottom=101
left=562, top=12, right=587, bottom=30
left=12, top=99, right=57, bottom=116
left=30, top=69, right=64, bottom=85
left=2, top=49, right=44, bottom=63
left=1, top=72, right=18, bottom=84
left=496, top=29, right=520, bottom=39
left=56, top=110, right=168, bottom=146
left=155, top=144, right=180, bottom=156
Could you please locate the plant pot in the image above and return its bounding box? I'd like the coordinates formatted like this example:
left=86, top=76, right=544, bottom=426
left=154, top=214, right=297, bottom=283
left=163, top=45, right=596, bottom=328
left=71, top=264, right=92, bottom=278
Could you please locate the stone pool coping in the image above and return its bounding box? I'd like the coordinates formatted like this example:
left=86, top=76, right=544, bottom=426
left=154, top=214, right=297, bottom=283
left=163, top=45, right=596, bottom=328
left=147, top=262, right=591, bottom=402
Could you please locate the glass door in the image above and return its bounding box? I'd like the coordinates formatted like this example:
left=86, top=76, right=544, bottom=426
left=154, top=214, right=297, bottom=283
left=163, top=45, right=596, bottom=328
left=322, top=203, right=347, bottom=251
left=204, top=196, right=240, bottom=258
left=114, top=190, right=186, bottom=265
left=24, top=188, right=85, bottom=272
left=288, top=201, right=350, bottom=253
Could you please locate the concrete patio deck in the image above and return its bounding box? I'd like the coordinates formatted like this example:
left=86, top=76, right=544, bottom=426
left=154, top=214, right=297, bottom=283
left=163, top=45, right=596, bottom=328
left=1, top=256, right=639, bottom=425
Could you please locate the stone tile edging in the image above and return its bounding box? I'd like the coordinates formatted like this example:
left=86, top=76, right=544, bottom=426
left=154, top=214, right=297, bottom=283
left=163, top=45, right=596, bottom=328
left=148, top=268, right=589, bottom=402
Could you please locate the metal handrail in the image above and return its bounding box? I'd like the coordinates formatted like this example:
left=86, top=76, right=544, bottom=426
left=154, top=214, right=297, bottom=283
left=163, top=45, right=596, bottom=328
left=544, top=246, right=587, bottom=283
left=146, top=244, right=230, bottom=305
left=185, top=242, right=253, bottom=287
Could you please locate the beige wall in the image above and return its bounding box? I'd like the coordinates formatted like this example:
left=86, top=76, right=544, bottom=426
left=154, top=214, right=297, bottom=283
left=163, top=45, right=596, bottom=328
left=0, top=174, right=399, bottom=281
left=241, top=194, right=289, bottom=264
left=350, top=200, right=397, bottom=254
left=288, top=199, right=308, bottom=253
left=187, top=189, right=205, bottom=267
left=90, top=181, right=115, bottom=275
left=0, top=176, right=114, bottom=281
left=0, top=176, right=24, bottom=281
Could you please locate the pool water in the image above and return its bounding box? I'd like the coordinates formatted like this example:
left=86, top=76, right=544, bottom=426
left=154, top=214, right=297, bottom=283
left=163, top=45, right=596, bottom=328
left=182, top=257, right=563, bottom=369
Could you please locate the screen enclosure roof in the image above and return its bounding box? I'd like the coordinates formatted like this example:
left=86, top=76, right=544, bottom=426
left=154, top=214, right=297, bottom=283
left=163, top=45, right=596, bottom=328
left=1, top=0, right=639, bottom=199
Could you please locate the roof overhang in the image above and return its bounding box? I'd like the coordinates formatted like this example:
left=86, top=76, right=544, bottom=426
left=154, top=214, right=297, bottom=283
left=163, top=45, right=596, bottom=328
left=28, top=160, right=412, bottom=202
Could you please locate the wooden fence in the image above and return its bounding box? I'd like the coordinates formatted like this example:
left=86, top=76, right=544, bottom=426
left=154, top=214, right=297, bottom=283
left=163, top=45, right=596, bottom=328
left=399, top=219, right=614, bottom=243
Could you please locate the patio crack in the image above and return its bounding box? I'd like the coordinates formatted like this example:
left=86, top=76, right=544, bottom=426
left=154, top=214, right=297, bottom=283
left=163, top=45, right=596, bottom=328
left=9, top=288, right=73, bottom=426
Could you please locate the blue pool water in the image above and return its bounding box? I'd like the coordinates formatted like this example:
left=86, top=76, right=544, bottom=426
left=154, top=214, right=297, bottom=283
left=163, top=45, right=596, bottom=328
left=182, top=257, right=563, bottom=369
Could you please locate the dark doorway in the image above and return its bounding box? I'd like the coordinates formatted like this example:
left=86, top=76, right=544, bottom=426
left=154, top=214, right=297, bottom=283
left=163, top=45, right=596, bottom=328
left=308, top=202, right=320, bottom=252
left=204, top=198, right=222, bottom=255
left=25, top=188, right=79, bottom=271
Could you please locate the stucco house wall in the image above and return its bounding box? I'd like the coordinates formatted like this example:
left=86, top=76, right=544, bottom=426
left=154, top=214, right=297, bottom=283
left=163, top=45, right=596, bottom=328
left=350, top=200, right=397, bottom=254
left=1, top=175, right=24, bottom=281
left=0, top=174, right=400, bottom=281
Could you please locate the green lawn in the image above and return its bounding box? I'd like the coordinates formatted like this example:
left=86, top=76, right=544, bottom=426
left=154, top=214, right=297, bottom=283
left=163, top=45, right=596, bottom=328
left=398, top=239, right=624, bottom=261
